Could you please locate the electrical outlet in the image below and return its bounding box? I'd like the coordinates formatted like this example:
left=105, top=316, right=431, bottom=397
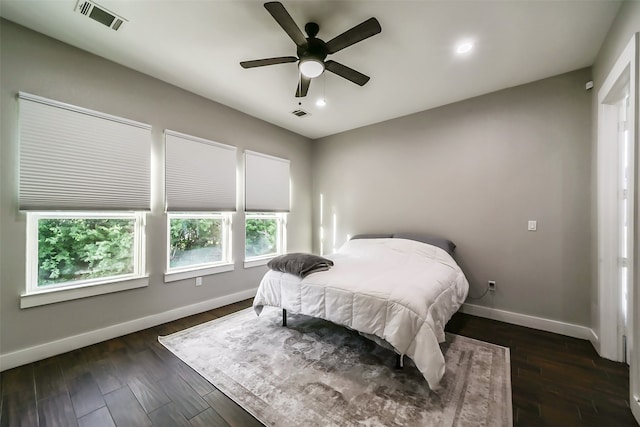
left=488, top=281, right=496, bottom=292
left=195, top=277, right=203, bottom=287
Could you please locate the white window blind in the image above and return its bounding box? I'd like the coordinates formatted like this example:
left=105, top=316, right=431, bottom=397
left=245, top=150, right=290, bottom=212
left=165, top=130, right=237, bottom=211
left=18, top=92, right=151, bottom=211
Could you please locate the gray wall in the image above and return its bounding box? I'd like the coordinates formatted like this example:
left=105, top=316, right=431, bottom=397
left=590, top=0, right=640, bottom=342
left=0, top=20, right=313, bottom=356
left=5, top=4, right=634, bottom=360
left=312, top=68, right=593, bottom=326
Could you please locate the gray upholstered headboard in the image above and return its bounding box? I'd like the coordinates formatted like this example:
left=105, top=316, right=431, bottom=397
left=351, top=233, right=456, bottom=256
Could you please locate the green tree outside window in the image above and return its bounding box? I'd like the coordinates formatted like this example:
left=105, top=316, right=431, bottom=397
left=169, top=218, right=222, bottom=268
left=245, top=218, right=277, bottom=257
left=38, top=218, right=135, bottom=286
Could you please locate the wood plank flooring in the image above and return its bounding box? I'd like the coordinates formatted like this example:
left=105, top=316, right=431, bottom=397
left=446, top=313, right=637, bottom=426
left=1, top=299, right=637, bottom=426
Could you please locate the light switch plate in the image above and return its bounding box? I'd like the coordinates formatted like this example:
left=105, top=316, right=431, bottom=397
left=527, top=220, right=537, bottom=231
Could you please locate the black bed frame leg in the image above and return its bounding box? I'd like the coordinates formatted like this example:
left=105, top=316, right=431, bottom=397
left=282, top=309, right=287, bottom=327
left=395, top=354, right=404, bottom=369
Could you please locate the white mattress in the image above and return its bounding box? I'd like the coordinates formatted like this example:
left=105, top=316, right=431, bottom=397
left=253, top=237, right=469, bottom=389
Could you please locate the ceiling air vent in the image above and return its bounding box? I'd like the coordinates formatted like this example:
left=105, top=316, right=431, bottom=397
left=75, top=0, right=127, bottom=31
left=291, top=109, right=310, bottom=117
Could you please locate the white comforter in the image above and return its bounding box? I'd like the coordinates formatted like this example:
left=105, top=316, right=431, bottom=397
left=253, top=238, right=469, bottom=390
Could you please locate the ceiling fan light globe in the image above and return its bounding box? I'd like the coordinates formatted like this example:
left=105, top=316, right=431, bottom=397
left=299, top=59, right=325, bottom=78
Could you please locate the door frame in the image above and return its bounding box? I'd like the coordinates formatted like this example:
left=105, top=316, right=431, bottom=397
left=596, top=33, right=639, bottom=422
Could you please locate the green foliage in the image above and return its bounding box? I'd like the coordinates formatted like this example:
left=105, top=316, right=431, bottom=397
left=37, top=216, right=278, bottom=286
left=169, top=218, right=221, bottom=267
left=38, top=218, right=134, bottom=286
left=245, top=218, right=277, bottom=257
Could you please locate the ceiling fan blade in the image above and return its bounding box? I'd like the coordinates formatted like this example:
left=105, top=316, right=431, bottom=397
left=264, top=2, right=307, bottom=48
left=295, top=75, right=311, bottom=97
left=325, top=17, right=381, bottom=54
left=240, top=57, right=298, bottom=68
left=325, top=60, right=370, bottom=86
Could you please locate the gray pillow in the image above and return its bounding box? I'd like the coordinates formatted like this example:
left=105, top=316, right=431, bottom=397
left=267, top=253, right=334, bottom=278
left=392, top=233, right=456, bottom=256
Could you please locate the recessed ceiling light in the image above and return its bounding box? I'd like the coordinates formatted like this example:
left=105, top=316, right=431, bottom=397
left=316, top=98, right=327, bottom=107
left=455, top=41, right=474, bottom=55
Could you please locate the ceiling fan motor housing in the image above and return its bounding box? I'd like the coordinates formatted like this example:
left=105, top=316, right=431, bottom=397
left=297, top=32, right=328, bottom=63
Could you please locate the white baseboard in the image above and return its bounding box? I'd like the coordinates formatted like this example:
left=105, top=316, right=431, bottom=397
left=589, top=328, right=600, bottom=353
left=0, top=287, right=258, bottom=372
left=460, top=303, right=594, bottom=341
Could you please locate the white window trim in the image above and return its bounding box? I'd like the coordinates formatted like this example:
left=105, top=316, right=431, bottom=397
left=23, top=211, right=147, bottom=308
left=164, top=263, right=235, bottom=283
left=244, top=256, right=275, bottom=269
left=164, top=212, right=234, bottom=283
left=244, top=213, right=287, bottom=268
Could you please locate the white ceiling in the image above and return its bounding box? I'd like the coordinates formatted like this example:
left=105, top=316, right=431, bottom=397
left=0, top=0, right=622, bottom=139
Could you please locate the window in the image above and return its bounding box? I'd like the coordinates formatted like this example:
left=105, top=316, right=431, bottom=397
left=245, top=213, right=286, bottom=266
left=164, top=130, right=237, bottom=282
left=19, top=93, right=151, bottom=308
left=29, top=212, right=144, bottom=288
left=23, top=212, right=147, bottom=308
left=166, top=213, right=233, bottom=280
left=244, top=151, right=290, bottom=267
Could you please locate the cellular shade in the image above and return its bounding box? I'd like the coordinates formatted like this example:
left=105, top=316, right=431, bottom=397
left=19, top=92, right=151, bottom=211
left=245, top=150, right=290, bottom=212
left=165, top=130, right=237, bottom=211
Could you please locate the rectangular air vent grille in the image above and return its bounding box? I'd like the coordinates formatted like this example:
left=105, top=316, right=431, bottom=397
left=291, top=109, right=310, bottom=117
left=76, top=0, right=127, bottom=31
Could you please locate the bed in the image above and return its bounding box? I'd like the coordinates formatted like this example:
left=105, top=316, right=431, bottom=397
left=252, top=234, right=469, bottom=390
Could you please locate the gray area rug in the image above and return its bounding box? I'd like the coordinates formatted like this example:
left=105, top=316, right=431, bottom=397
left=159, top=307, right=512, bottom=426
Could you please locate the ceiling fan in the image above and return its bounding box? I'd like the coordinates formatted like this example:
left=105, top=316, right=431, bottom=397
left=240, top=1, right=382, bottom=98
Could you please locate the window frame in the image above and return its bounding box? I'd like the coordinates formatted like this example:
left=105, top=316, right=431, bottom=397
left=164, top=212, right=234, bottom=283
left=22, top=211, right=148, bottom=308
left=244, top=212, right=287, bottom=268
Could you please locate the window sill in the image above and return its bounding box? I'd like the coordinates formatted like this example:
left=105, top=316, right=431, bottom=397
left=244, top=256, right=278, bottom=269
left=164, top=263, right=234, bottom=283
left=21, top=276, right=149, bottom=309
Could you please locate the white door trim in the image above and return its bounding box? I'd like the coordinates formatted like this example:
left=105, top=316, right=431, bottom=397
left=596, top=33, right=639, bottom=423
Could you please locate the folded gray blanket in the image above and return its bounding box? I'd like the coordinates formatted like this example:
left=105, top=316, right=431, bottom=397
left=267, top=253, right=334, bottom=278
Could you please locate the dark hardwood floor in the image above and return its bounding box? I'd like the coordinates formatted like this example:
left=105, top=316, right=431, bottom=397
left=446, top=313, right=637, bottom=426
left=1, top=299, right=637, bottom=426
